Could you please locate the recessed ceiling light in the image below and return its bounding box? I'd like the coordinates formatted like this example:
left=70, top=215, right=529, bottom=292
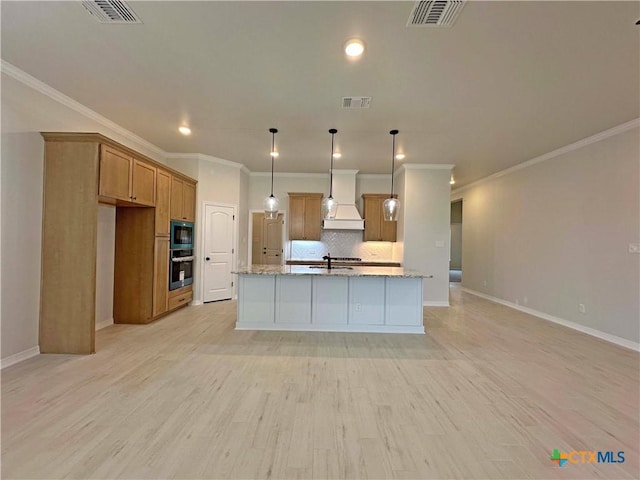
left=179, top=126, right=191, bottom=136
left=344, top=38, right=365, bottom=58
left=450, top=175, right=456, bottom=185
left=333, top=152, right=342, bottom=159
left=395, top=153, right=405, bottom=160
left=270, top=151, right=279, bottom=158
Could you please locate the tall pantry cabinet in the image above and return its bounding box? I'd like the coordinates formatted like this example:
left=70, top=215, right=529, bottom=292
left=40, top=133, right=197, bottom=354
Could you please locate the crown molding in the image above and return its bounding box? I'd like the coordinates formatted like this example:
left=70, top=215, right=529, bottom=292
left=453, top=117, right=640, bottom=195
left=250, top=172, right=328, bottom=178
left=169, top=152, right=246, bottom=170
left=357, top=174, right=388, bottom=180
left=332, top=169, right=360, bottom=175
left=399, top=163, right=455, bottom=172
left=1, top=59, right=167, bottom=159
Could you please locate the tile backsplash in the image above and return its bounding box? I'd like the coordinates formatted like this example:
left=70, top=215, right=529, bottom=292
left=290, top=230, right=393, bottom=261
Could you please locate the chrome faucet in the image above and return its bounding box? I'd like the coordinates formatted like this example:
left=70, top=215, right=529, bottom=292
left=322, top=253, right=332, bottom=270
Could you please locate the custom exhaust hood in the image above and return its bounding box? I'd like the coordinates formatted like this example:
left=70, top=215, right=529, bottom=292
left=322, top=170, right=365, bottom=230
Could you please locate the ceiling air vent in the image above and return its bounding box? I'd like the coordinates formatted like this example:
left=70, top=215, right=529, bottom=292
left=407, top=0, right=465, bottom=27
left=81, top=0, right=142, bottom=24
left=341, top=97, right=372, bottom=109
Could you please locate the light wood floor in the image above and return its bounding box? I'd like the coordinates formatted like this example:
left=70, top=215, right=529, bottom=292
left=2, top=286, right=638, bottom=479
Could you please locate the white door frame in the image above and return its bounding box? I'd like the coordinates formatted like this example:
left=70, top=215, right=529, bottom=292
left=248, top=209, right=287, bottom=265
left=200, top=201, right=238, bottom=301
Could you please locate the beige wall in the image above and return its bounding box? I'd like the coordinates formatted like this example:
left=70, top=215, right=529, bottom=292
left=400, top=167, right=452, bottom=305
left=458, top=127, right=640, bottom=344
left=1, top=132, right=44, bottom=359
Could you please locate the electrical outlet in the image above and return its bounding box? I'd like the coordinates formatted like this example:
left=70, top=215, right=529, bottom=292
left=355, top=303, right=362, bottom=312
left=435, top=240, right=445, bottom=248
left=483, top=280, right=488, bottom=287
left=629, top=243, right=640, bottom=254
left=578, top=303, right=586, bottom=314
left=515, top=299, right=520, bottom=306
left=523, top=296, right=528, bottom=305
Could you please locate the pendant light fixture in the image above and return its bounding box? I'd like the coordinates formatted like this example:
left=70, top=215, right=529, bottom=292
left=263, top=128, right=280, bottom=219
left=382, top=129, right=401, bottom=221
left=322, top=128, right=339, bottom=220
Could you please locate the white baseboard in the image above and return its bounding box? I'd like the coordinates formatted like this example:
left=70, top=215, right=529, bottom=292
left=462, top=288, right=640, bottom=352
left=1, top=346, right=40, bottom=369
left=424, top=301, right=450, bottom=307
left=190, top=300, right=203, bottom=306
left=95, top=317, right=114, bottom=330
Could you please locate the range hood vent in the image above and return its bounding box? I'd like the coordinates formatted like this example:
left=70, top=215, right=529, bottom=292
left=407, top=0, right=465, bottom=27
left=322, top=170, right=365, bottom=231
left=81, top=0, right=142, bottom=24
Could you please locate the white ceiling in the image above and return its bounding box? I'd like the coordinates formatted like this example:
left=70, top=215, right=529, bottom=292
left=2, top=1, right=638, bottom=187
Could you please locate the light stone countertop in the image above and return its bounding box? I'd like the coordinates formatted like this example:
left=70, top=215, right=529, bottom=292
left=232, top=265, right=432, bottom=278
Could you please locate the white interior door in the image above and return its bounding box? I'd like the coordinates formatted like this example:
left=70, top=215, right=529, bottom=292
left=203, top=204, right=235, bottom=302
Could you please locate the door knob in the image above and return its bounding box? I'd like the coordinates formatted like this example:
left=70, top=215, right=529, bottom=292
left=205, top=257, right=210, bottom=261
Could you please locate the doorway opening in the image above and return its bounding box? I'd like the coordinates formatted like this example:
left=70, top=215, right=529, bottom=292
left=450, top=199, right=462, bottom=283
left=251, top=212, right=284, bottom=265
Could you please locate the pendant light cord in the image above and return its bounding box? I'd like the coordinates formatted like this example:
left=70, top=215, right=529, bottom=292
left=327, top=128, right=338, bottom=198
left=329, top=130, right=335, bottom=198
left=390, top=130, right=398, bottom=198
left=269, top=128, right=277, bottom=197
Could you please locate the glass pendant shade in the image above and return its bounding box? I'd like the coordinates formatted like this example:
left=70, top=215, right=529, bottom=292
left=383, top=129, right=401, bottom=222
left=263, top=194, right=279, bottom=219
left=382, top=197, right=400, bottom=221
left=322, top=196, right=338, bottom=219
left=264, top=128, right=279, bottom=219
left=323, top=128, right=339, bottom=220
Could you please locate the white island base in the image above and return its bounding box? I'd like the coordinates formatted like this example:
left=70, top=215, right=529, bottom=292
left=235, top=267, right=425, bottom=334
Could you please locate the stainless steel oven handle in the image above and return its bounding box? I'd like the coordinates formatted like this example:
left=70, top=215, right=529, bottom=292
left=171, top=256, right=195, bottom=262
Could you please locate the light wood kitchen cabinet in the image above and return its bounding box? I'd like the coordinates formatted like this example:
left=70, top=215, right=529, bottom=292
left=40, top=133, right=197, bottom=354
left=153, top=236, right=170, bottom=317
left=362, top=194, right=397, bottom=242
left=99, top=145, right=131, bottom=202
left=171, top=176, right=196, bottom=222
left=99, top=145, right=156, bottom=206
left=288, top=193, right=323, bottom=241
left=155, top=170, right=171, bottom=235
left=132, top=159, right=156, bottom=206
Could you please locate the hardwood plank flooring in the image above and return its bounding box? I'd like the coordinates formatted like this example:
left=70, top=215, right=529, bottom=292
left=2, top=286, right=638, bottom=479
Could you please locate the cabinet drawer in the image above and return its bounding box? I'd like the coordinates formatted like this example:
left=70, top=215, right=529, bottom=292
left=168, top=291, right=192, bottom=310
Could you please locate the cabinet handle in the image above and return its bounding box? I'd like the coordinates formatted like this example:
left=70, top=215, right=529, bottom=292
left=133, top=196, right=137, bottom=200
left=206, top=257, right=210, bottom=261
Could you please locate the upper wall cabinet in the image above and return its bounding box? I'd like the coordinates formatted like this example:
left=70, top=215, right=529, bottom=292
left=362, top=194, right=397, bottom=242
left=99, top=145, right=156, bottom=206
left=155, top=169, right=171, bottom=235
left=288, top=193, right=323, bottom=241
left=170, top=176, right=196, bottom=222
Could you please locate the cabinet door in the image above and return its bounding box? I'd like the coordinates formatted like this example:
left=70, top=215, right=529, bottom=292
left=153, top=236, right=170, bottom=317
left=380, top=216, right=397, bottom=242
left=99, top=145, right=131, bottom=201
left=363, top=195, right=397, bottom=242
left=183, top=182, right=196, bottom=222
left=303, top=196, right=322, bottom=241
left=131, top=159, right=156, bottom=206
left=170, top=176, right=184, bottom=220
left=155, top=170, right=171, bottom=235
left=288, top=196, right=306, bottom=240
left=363, top=196, right=382, bottom=241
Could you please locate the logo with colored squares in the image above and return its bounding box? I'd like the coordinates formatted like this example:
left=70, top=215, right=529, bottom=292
left=550, top=449, right=625, bottom=467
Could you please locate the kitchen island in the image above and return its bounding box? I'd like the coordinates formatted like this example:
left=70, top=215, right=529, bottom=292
left=232, top=265, right=431, bottom=334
